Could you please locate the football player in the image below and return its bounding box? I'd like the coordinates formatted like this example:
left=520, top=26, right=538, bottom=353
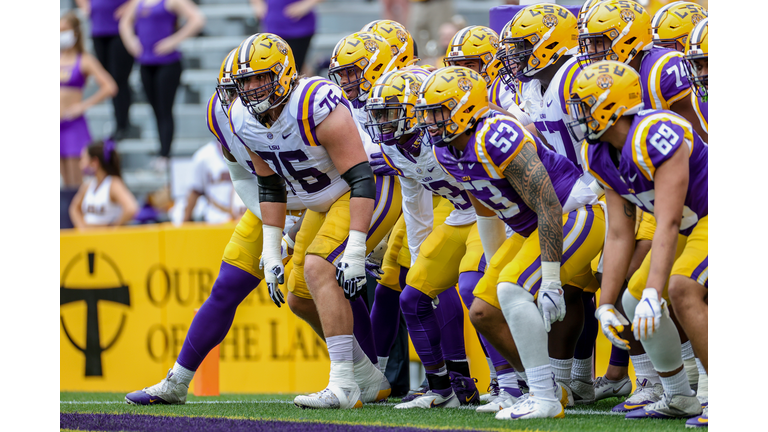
left=229, top=33, right=401, bottom=409
left=124, top=48, right=306, bottom=406
left=367, top=68, right=497, bottom=409
left=500, top=4, right=605, bottom=405
left=569, top=60, right=707, bottom=421
left=421, top=66, right=606, bottom=420
left=684, top=18, right=707, bottom=136
left=580, top=0, right=704, bottom=409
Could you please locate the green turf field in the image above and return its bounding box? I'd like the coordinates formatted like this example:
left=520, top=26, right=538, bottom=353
left=60, top=392, right=697, bottom=431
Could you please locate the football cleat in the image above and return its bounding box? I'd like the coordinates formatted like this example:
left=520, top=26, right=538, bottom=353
left=495, top=395, right=565, bottom=420
left=476, top=388, right=519, bottom=412
left=394, top=390, right=460, bottom=409
left=480, top=378, right=500, bottom=403
left=400, top=378, right=429, bottom=403
left=355, top=359, right=391, bottom=403
left=125, top=369, right=188, bottom=405
left=612, top=379, right=663, bottom=412
left=556, top=382, right=574, bottom=408
left=594, top=375, right=632, bottom=401
left=626, top=392, right=702, bottom=419
left=570, top=379, right=595, bottom=405
left=294, top=384, right=363, bottom=409
left=685, top=406, right=708, bottom=428
left=449, top=371, right=480, bottom=405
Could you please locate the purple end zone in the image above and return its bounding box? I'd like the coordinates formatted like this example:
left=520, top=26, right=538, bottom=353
left=61, top=413, right=493, bottom=432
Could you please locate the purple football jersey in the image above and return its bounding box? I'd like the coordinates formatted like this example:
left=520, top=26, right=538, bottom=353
left=639, top=47, right=692, bottom=110
left=583, top=110, right=707, bottom=236
left=433, top=112, right=582, bottom=237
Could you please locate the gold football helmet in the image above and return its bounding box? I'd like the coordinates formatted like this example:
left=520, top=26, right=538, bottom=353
left=502, top=4, right=578, bottom=82
left=415, top=66, right=489, bottom=147
left=566, top=60, right=644, bottom=144
left=365, top=68, right=430, bottom=145
left=651, top=1, right=707, bottom=51
left=579, top=0, right=652, bottom=66
left=577, top=0, right=605, bottom=33
left=329, top=32, right=396, bottom=105
left=684, top=17, right=707, bottom=98
left=443, top=26, right=502, bottom=86
left=232, top=33, right=297, bottom=116
left=361, top=20, right=416, bottom=69
left=216, top=48, right=238, bottom=109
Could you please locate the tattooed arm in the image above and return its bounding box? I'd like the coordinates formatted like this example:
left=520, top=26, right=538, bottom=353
left=598, top=187, right=638, bottom=307
left=503, top=142, right=563, bottom=263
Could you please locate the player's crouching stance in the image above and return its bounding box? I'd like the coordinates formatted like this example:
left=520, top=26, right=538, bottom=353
left=421, top=67, right=605, bottom=420
left=230, top=33, right=394, bottom=409
left=569, top=61, right=706, bottom=421
left=125, top=48, right=304, bottom=406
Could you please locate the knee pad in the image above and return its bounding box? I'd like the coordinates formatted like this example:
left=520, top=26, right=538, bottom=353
left=621, top=289, right=641, bottom=323
left=497, top=282, right=533, bottom=308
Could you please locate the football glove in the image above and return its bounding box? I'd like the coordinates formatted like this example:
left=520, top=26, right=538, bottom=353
left=369, top=152, right=399, bottom=177
left=336, top=230, right=368, bottom=300
left=595, top=303, right=631, bottom=350
left=261, top=225, right=286, bottom=308
left=632, top=288, right=667, bottom=341
left=537, top=262, right=565, bottom=332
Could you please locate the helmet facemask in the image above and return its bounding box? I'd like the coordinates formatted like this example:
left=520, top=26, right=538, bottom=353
left=235, top=66, right=289, bottom=116
left=415, top=103, right=460, bottom=148
left=329, top=62, right=369, bottom=104
left=684, top=53, right=707, bottom=99
left=365, top=99, right=411, bottom=145
left=216, top=81, right=238, bottom=113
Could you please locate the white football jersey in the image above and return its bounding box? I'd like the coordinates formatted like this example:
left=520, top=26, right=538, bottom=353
left=205, top=92, right=304, bottom=210
left=351, top=105, right=386, bottom=160
left=381, top=132, right=475, bottom=264
left=524, top=55, right=594, bottom=183
left=229, top=77, right=366, bottom=213
left=488, top=77, right=532, bottom=126
left=82, top=176, right=123, bottom=225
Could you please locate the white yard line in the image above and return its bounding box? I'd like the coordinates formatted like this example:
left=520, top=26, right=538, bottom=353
left=60, top=399, right=624, bottom=415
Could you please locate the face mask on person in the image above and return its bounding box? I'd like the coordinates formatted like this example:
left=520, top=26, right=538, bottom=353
left=61, top=30, right=76, bottom=50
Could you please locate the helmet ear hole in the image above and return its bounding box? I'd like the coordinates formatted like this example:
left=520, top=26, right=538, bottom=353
left=545, top=42, right=557, bottom=50
left=463, top=106, right=475, bottom=114
left=624, top=36, right=636, bottom=46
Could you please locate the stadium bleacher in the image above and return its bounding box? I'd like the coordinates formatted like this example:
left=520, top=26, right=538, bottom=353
left=61, top=0, right=507, bottom=195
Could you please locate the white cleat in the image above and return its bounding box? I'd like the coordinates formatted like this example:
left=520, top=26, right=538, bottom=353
left=556, top=382, right=574, bottom=408
left=495, top=395, right=565, bottom=420
left=570, top=379, right=595, bottom=405
left=611, top=379, right=664, bottom=412
left=293, top=384, right=363, bottom=409
left=355, top=359, right=391, bottom=403
left=625, top=392, right=702, bottom=419
left=476, top=388, right=519, bottom=412
left=394, top=390, right=460, bottom=409
left=480, top=378, right=499, bottom=403
left=593, top=375, right=632, bottom=401
left=125, top=369, right=188, bottom=405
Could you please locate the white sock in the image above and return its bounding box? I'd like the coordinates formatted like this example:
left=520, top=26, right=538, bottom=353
left=681, top=341, right=695, bottom=360
left=172, top=362, right=194, bottom=386
left=351, top=337, right=367, bottom=364
left=497, top=369, right=519, bottom=390
left=378, top=356, right=389, bottom=374
left=631, top=354, right=661, bottom=385
left=696, top=370, right=708, bottom=403
left=526, top=365, right=557, bottom=401
left=659, top=368, right=694, bottom=397
left=327, top=335, right=354, bottom=362
left=487, top=357, right=497, bottom=380
left=572, top=356, right=593, bottom=383
left=550, top=357, right=572, bottom=386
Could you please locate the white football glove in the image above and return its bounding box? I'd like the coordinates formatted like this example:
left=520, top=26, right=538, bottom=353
left=632, top=288, right=667, bottom=341
left=537, top=262, right=565, bottom=333
left=336, top=230, right=368, bottom=300
left=595, top=303, right=631, bottom=350
left=260, top=225, right=286, bottom=308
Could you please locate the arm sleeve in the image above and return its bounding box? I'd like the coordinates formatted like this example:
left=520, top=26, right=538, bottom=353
left=400, top=177, right=433, bottom=267
left=225, top=158, right=262, bottom=220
